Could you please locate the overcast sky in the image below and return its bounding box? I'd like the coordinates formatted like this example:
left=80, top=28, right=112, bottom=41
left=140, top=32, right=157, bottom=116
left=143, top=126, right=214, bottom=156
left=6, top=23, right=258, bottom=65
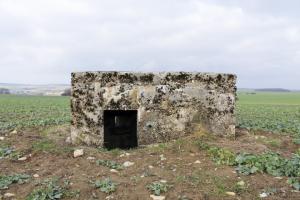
left=0, top=0, right=299, bottom=89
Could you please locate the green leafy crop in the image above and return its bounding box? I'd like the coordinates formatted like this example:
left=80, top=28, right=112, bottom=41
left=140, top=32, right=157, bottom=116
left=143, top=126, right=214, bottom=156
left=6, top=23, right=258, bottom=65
left=96, top=159, right=123, bottom=170
left=0, top=174, right=30, bottom=190
left=147, top=181, right=172, bottom=196
left=93, top=178, right=117, bottom=194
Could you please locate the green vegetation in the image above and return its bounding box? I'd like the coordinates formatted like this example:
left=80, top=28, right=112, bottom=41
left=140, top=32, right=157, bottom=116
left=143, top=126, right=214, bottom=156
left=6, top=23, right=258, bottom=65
left=96, top=159, right=123, bottom=170
left=147, top=181, right=172, bottom=196
left=1, top=92, right=299, bottom=138
left=0, top=95, right=70, bottom=131
left=92, top=178, right=117, bottom=194
left=32, top=139, right=73, bottom=154
left=198, top=141, right=300, bottom=190
left=237, top=92, right=300, bottom=136
left=0, top=145, right=23, bottom=160
left=26, top=178, right=79, bottom=200
left=0, top=174, right=30, bottom=189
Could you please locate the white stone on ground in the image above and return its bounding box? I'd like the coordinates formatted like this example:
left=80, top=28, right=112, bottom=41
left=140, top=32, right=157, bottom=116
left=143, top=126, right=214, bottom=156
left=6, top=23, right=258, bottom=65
left=159, top=154, right=166, bottom=161
left=110, top=169, right=119, bottom=173
left=259, top=192, right=268, bottom=198
left=150, top=195, right=165, bottom=200
left=87, top=156, right=95, bottom=160
left=123, top=161, right=134, bottom=167
left=65, top=137, right=71, bottom=144
left=0, top=136, right=4, bottom=141
left=194, top=160, right=201, bottom=164
left=120, top=152, right=130, bottom=157
left=73, top=149, right=84, bottom=158
left=225, top=192, right=236, bottom=196
left=33, top=174, right=39, bottom=178
left=4, top=193, right=15, bottom=198
left=148, top=165, right=154, bottom=169
left=18, top=156, right=27, bottom=161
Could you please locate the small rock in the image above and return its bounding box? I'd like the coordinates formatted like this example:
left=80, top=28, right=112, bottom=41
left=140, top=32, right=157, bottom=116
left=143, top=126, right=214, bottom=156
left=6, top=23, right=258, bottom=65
left=73, top=149, right=84, bottom=158
left=259, top=192, right=268, bottom=198
left=18, top=156, right=27, bottom=161
left=160, top=180, right=167, bottom=183
left=10, top=130, right=17, bottom=135
left=4, top=193, right=15, bottom=198
left=0, top=136, right=4, bottom=141
left=123, top=161, right=134, bottom=167
left=150, top=195, right=165, bottom=200
left=225, top=192, right=236, bottom=196
left=106, top=195, right=114, bottom=199
left=160, top=154, right=166, bottom=161
left=110, top=169, right=119, bottom=173
left=237, top=180, right=245, bottom=186
left=65, top=137, right=71, bottom=144
left=33, top=174, right=39, bottom=178
left=87, top=156, right=95, bottom=160
left=274, top=177, right=283, bottom=180
left=194, top=160, right=201, bottom=164
left=148, top=165, right=154, bottom=169
left=120, top=153, right=131, bottom=157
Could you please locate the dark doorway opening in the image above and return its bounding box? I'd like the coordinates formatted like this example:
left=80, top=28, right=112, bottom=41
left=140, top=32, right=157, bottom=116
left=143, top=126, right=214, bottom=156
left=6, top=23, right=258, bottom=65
left=104, top=110, right=138, bottom=149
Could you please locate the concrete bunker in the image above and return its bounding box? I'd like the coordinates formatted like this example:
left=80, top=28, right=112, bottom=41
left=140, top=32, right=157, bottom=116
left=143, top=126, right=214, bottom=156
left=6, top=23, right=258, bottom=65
left=70, top=71, right=237, bottom=148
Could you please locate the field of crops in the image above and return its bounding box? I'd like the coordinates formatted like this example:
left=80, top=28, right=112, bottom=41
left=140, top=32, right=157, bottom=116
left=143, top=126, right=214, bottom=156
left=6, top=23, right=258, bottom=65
left=0, top=95, right=70, bottom=131
left=0, top=92, right=300, bottom=136
left=237, top=92, right=300, bottom=136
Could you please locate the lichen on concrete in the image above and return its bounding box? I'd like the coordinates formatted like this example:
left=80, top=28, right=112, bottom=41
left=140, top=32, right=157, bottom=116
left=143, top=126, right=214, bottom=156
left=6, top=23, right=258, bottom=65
left=70, top=71, right=237, bottom=146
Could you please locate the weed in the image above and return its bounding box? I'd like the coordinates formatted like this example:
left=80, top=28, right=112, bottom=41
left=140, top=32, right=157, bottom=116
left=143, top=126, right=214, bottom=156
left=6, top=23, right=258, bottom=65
left=257, top=137, right=281, bottom=147
left=148, top=143, right=168, bottom=153
left=26, top=178, right=79, bottom=200
left=0, top=145, right=24, bottom=160
left=96, top=159, right=123, bottom=170
left=0, top=146, right=14, bottom=158
left=26, top=178, right=65, bottom=200
left=147, top=181, right=172, bottom=196
left=198, top=141, right=300, bottom=190
left=109, top=148, right=122, bottom=157
left=207, top=147, right=236, bottom=166
left=293, top=138, right=300, bottom=145
left=32, top=139, right=57, bottom=153
left=93, top=178, right=117, bottom=194
left=0, top=174, right=30, bottom=189
left=287, top=178, right=300, bottom=190
left=32, top=139, right=73, bottom=154
left=233, top=181, right=247, bottom=194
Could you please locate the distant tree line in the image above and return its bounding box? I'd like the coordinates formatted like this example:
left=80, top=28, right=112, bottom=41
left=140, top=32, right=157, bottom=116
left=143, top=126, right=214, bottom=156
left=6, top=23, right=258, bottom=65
left=255, top=88, right=291, bottom=92
left=61, top=88, right=71, bottom=96
left=0, top=88, right=10, bottom=94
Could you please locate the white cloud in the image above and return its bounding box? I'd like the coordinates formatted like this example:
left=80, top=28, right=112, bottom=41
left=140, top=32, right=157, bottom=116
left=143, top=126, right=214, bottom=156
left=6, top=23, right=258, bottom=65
left=0, top=0, right=299, bottom=89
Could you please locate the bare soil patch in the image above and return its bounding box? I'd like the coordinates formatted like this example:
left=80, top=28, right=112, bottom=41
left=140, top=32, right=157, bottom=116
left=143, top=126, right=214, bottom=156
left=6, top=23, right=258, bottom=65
left=1, top=126, right=300, bottom=200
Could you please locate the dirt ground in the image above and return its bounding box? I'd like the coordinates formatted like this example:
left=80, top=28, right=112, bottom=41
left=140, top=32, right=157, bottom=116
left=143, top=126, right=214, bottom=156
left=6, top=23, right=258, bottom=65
left=1, top=125, right=300, bottom=200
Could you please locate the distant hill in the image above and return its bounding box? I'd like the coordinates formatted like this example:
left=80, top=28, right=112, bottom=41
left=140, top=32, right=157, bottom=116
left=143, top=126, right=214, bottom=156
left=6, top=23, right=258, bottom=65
left=0, top=88, right=10, bottom=94
left=255, top=88, right=291, bottom=92
left=0, top=83, right=70, bottom=96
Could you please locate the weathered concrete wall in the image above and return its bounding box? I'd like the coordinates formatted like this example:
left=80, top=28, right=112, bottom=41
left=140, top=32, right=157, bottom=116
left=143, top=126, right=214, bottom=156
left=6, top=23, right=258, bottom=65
left=70, top=71, right=236, bottom=146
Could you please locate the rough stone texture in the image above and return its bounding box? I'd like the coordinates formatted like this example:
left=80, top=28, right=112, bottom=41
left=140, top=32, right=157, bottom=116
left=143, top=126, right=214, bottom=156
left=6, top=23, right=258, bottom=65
left=70, top=71, right=237, bottom=146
